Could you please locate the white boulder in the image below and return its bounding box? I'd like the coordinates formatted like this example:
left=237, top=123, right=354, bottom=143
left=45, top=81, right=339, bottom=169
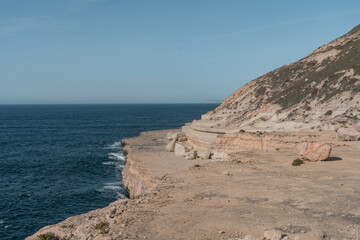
left=175, top=143, right=192, bottom=156
left=196, top=149, right=211, bottom=159
left=337, top=127, right=360, bottom=141
left=165, top=138, right=176, bottom=152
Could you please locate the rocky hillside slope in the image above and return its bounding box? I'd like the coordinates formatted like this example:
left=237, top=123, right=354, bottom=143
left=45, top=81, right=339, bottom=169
left=201, top=24, right=360, bottom=132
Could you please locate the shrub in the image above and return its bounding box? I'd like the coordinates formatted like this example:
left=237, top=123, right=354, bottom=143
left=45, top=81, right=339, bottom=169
left=94, top=221, right=109, bottom=234
left=292, top=159, right=304, bottom=166
left=37, top=232, right=61, bottom=240
left=325, top=110, right=333, bottom=116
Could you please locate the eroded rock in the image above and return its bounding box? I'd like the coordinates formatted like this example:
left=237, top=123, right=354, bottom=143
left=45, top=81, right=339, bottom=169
left=175, top=143, right=192, bottom=156
left=355, top=125, right=360, bottom=132
left=297, top=142, right=331, bottom=162
left=165, top=138, right=176, bottom=152
left=168, top=132, right=186, bottom=141
left=185, top=150, right=197, bottom=160
left=337, top=127, right=360, bottom=141
left=177, top=136, right=187, bottom=142
left=196, top=149, right=211, bottom=159
left=334, top=124, right=346, bottom=132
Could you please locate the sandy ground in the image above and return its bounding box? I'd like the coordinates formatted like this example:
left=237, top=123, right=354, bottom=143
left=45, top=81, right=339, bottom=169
left=27, top=130, right=360, bottom=240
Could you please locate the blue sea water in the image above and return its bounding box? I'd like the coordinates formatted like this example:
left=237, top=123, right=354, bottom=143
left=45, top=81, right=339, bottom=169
left=0, top=104, right=218, bottom=240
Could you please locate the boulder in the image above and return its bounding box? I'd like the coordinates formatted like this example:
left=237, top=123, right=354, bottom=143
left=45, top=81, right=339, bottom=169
left=167, top=132, right=175, bottom=140
left=334, top=115, right=348, bottom=124
left=334, top=124, right=346, bottom=132
left=185, top=150, right=197, bottom=160
left=264, top=229, right=282, bottom=240
left=297, top=142, right=331, bottom=162
left=355, top=125, right=360, bottom=132
left=165, top=139, right=176, bottom=152
left=243, top=235, right=256, bottom=240
left=337, top=128, right=360, bottom=141
left=177, top=136, right=187, bottom=142
left=168, top=132, right=186, bottom=141
left=196, top=149, right=211, bottom=159
left=175, top=143, right=192, bottom=156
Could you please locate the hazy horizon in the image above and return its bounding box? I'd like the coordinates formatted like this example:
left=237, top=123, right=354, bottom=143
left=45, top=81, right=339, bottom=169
left=1, top=0, right=360, bottom=104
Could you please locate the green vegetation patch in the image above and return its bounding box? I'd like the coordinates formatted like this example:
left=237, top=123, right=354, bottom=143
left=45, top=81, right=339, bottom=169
left=292, top=159, right=304, bottom=166
left=267, top=37, right=360, bottom=109
left=37, top=232, right=61, bottom=240
left=325, top=110, right=333, bottom=116
left=94, top=220, right=110, bottom=234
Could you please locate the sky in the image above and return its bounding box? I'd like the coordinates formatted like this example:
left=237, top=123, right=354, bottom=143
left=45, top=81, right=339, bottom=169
left=0, top=0, right=359, bottom=104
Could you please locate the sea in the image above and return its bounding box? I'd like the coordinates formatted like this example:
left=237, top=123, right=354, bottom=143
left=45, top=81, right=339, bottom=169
left=0, top=104, right=218, bottom=240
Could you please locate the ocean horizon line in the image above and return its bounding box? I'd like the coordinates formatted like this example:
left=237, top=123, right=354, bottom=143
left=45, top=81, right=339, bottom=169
left=0, top=102, right=222, bottom=106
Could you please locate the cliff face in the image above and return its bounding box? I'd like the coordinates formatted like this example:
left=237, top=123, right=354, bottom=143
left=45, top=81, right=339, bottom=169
left=27, top=130, right=360, bottom=240
left=200, top=24, right=360, bottom=132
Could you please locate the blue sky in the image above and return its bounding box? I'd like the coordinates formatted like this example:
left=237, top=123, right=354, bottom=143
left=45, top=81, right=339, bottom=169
left=0, top=0, right=359, bottom=104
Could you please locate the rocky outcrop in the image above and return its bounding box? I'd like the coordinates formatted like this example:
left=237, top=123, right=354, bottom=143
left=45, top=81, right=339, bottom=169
left=210, top=131, right=332, bottom=161
left=26, top=199, right=130, bottom=240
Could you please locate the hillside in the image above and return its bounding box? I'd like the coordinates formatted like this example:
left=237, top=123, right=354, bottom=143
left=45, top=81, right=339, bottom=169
left=200, top=24, right=360, bottom=131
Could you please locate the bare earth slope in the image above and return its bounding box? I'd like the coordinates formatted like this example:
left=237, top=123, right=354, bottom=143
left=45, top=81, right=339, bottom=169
left=27, top=130, right=360, bottom=240
left=199, top=25, right=360, bottom=132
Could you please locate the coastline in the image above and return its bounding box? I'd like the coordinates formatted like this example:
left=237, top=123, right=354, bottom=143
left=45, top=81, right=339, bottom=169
left=27, top=129, right=360, bottom=240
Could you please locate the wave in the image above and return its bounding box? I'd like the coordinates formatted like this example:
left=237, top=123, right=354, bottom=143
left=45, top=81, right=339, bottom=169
left=103, top=185, right=123, bottom=190
left=108, top=153, right=125, bottom=161
left=116, top=192, right=127, bottom=199
left=104, top=141, right=122, bottom=150
left=102, top=161, right=117, bottom=165
left=102, top=161, right=124, bottom=169
left=97, top=182, right=127, bottom=199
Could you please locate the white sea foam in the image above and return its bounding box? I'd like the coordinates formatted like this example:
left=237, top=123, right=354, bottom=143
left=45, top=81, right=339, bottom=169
left=0, top=220, right=3, bottom=224
left=102, top=161, right=124, bottom=168
left=104, top=141, right=122, bottom=150
left=115, top=164, right=124, bottom=169
left=102, top=161, right=117, bottom=165
left=116, top=192, right=127, bottom=199
left=97, top=182, right=123, bottom=192
left=108, top=153, right=125, bottom=161
left=104, top=185, right=123, bottom=190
